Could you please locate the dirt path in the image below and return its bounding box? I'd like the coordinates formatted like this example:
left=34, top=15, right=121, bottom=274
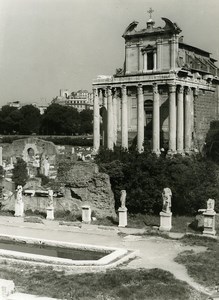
left=119, top=235, right=210, bottom=295
left=0, top=218, right=213, bottom=297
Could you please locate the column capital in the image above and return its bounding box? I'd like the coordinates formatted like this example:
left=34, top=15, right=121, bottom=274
left=185, top=86, right=191, bottom=95
left=137, top=84, right=143, bottom=95
left=169, top=84, right=176, bottom=93
left=178, top=85, right=184, bottom=94
left=98, top=89, right=103, bottom=98
left=93, top=88, right=98, bottom=96
left=121, top=85, right=127, bottom=94
left=157, top=39, right=162, bottom=45
left=112, top=87, right=117, bottom=95
left=153, top=83, right=159, bottom=94
left=106, top=86, right=112, bottom=97
left=193, top=87, right=199, bottom=97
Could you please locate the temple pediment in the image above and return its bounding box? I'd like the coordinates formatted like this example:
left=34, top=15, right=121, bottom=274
left=161, top=17, right=181, bottom=34
left=123, top=17, right=181, bottom=39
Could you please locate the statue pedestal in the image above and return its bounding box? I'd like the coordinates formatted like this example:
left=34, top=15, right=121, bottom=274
left=14, top=202, right=24, bottom=217
left=159, top=211, right=172, bottom=231
left=82, top=205, right=91, bottom=223
left=203, top=210, right=216, bottom=236
left=46, top=207, right=54, bottom=220
left=118, top=207, right=127, bottom=227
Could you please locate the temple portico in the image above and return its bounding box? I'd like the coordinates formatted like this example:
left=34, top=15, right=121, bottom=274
left=92, top=15, right=219, bottom=154
left=93, top=75, right=216, bottom=154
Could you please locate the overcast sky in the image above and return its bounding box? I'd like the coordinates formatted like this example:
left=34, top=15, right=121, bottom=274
left=0, top=0, right=219, bottom=106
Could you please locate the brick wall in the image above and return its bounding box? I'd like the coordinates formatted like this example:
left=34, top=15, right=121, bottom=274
left=194, top=89, right=218, bottom=149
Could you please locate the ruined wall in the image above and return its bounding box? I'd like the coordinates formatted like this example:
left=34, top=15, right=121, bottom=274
left=1, top=162, right=116, bottom=219
left=194, top=89, right=218, bottom=148
left=57, top=161, right=116, bottom=218
left=11, top=137, right=57, bottom=163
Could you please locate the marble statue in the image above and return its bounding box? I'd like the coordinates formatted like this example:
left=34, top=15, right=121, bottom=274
left=162, top=187, right=172, bottom=213
left=16, top=185, right=23, bottom=204
left=207, top=198, right=215, bottom=211
left=14, top=185, right=24, bottom=217
left=47, top=190, right=54, bottom=208
left=120, top=190, right=127, bottom=208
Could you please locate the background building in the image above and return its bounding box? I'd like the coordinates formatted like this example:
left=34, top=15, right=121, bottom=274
left=3, top=101, right=48, bottom=115
left=52, top=89, right=93, bottom=112
left=92, top=14, right=219, bottom=154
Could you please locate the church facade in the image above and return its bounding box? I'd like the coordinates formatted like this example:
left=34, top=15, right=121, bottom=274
left=92, top=15, right=219, bottom=154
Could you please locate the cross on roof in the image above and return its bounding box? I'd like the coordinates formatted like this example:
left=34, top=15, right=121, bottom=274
left=147, top=7, right=154, bottom=19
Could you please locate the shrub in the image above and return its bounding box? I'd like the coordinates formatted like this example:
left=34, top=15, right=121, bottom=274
left=12, top=158, right=28, bottom=187
left=96, top=149, right=219, bottom=215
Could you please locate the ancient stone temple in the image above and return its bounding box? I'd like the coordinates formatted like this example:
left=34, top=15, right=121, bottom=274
left=92, top=13, right=219, bottom=154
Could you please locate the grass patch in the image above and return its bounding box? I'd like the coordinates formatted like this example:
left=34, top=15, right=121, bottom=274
left=0, top=210, right=14, bottom=217
left=24, top=216, right=44, bottom=224
left=0, top=263, right=206, bottom=299
left=25, top=209, right=46, bottom=219
left=54, top=210, right=81, bottom=222
left=172, top=215, right=194, bottom=233
left=175, top=234, right=219, bottom=289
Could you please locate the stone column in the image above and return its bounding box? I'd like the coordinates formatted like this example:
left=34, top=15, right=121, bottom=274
left=152, top=84, right=160, bottom=154
left=153, top=52, right=157, bottom=71
left=185, top=87, right=192, bottom=152
left=191, top=88, right=196, bottom=135
left=193, top=87, right=199, bottom=147
left=137, top=85, right=144, bottom=152
left=137, top=44, right=141, bottom=72
left=143, top=52, right=147, bottom=72
left=93, top=88, right=100, bottom=153
left=168, top=84, right=177, bottom=153
left=103, top=89, right=107, bottom=109
left=107, top=87, right=114, bottom=150
left=177, top=85, right=184, bottom=153
left=112, top=88, right=118, bottom=145
left=121, top=85, right=128, bottom=149
left=0, top=146, right=2, bottom=166
left=156, top=39, right=162, bottom=70
left=125, top=45, right=131, bottom=74
left=170, top=37, right=176, bottom=70
left=101, top=89, right=107, bottom=148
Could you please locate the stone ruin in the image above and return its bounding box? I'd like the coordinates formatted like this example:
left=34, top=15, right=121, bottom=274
left=1, top=138, right=116, bottom=219
left=10, top=137, right=58, bottom=179
left=56, top=161, right=116, bottom=219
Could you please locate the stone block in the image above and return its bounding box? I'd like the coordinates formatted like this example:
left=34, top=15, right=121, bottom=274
left=14, top=202, right=24, bottom=217
left=0, top=279, right=15, bottom=299
left=46, top=207, right=54, bottom=220
left=118, top=207, right=127, bottom=227
left=159, top=211, right=172, bottom=231
left=82, top=205, right=91, bottom=223
left=203, top=211, right=216, bottom=236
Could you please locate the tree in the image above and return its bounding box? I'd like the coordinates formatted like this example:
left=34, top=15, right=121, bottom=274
left=12, top=158, right=28, bottom=187
left=79, top=109, right=93, bottom=134
left=19, top=105, right=41, bottom=134
left=41, top=104, right=80, bottom=135
left=0, top=105, right=18, bottom=134
left=96, top=149, right=219, bottom=215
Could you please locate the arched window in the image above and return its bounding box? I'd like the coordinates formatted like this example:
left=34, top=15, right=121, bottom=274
left=27, top=148, right=35, bottom=159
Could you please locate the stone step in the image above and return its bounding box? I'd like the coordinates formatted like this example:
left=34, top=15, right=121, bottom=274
left=7, top=292, right=62, bottom=300
left=0, top=279, right=15, bottom=299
